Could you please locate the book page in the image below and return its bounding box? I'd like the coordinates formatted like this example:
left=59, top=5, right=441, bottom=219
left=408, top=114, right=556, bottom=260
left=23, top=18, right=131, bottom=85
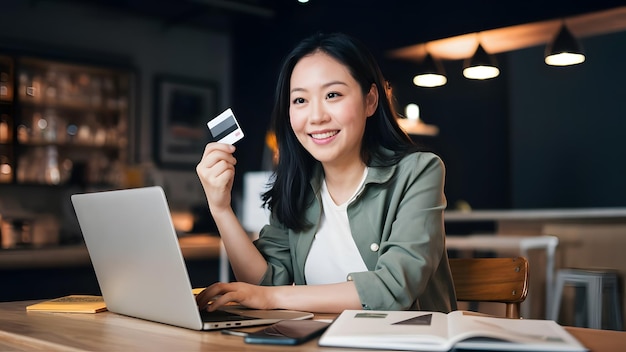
left=448, top=312, right=588, bottom=351
left=319, top=310, right=454, bottom=351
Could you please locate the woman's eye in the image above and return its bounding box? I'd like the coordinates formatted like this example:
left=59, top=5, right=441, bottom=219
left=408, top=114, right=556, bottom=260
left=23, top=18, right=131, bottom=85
left=292, top=97, right=306, bottom=104
left=326, top=92, right=341, bottom=99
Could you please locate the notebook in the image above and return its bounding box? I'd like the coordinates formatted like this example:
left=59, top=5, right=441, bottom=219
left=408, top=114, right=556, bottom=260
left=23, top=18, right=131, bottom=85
left=71, top=186, right=313, bottom=330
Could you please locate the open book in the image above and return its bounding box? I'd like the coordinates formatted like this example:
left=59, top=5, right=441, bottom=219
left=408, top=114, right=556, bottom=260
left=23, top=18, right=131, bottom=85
left=318, top=310, right=588, bottom=352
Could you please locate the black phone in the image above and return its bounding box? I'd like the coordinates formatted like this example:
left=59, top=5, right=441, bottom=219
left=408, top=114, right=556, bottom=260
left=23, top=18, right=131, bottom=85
left=243, top=319, right=330, bottom=345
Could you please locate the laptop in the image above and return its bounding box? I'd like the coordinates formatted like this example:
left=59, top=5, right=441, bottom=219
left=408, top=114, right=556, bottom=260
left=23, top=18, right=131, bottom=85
left=71, top=186, right=313, bottom=330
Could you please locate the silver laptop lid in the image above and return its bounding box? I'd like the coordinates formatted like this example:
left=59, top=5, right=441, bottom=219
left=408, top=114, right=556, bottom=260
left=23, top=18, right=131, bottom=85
left=72, top=186, right=205, bottom=330
left=72, top=186, right=314, bottom=331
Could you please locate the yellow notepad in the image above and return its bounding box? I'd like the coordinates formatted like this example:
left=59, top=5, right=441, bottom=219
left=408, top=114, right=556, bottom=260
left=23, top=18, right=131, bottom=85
left=26, top=295, right=107, bottom=313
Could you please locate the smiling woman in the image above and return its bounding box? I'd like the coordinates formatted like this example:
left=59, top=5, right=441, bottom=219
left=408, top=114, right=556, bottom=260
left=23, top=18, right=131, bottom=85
left=287, top=51, right=377, bottom=180
left=195, top=32, right=457, bottom=315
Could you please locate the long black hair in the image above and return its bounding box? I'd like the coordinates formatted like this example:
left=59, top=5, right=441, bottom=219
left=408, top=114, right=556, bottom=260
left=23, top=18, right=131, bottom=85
left=262, top=32, right=419, bottom=232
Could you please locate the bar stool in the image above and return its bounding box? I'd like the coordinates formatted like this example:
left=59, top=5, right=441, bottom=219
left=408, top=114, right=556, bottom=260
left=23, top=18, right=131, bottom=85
left=549, top=268, right=623, bottom=330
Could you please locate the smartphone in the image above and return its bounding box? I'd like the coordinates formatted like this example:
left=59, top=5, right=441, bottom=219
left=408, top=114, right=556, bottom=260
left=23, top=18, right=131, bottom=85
left=243, top=319, right=330, bottom=345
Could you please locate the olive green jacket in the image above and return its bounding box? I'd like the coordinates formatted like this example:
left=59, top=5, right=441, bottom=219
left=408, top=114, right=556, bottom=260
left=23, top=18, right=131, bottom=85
left=254, top=150, right=457, bottom=312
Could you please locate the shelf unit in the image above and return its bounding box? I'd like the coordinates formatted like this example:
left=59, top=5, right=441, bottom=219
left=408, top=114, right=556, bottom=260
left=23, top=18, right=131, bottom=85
left=0, top=55, right=14, bottom=183
left=0, top=54, right=133, bottom=187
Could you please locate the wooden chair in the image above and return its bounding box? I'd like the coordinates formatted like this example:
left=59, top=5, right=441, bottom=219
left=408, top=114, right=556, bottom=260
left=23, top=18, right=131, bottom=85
left=449, top=256, right=529, bottom=318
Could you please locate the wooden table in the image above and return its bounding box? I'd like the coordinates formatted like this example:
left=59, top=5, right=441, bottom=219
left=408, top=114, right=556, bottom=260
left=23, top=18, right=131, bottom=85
left=0, top=300, right=624, bottom=351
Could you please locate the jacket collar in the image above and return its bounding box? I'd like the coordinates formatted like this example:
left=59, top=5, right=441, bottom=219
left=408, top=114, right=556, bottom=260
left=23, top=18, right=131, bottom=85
left=309, top=147, right=398, bottom=194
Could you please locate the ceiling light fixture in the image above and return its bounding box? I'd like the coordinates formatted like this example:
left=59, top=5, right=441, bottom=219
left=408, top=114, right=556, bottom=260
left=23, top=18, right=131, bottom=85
left=413, top=53, right=447, bottom=88
left=463, top=43, right=500, bottom=80
left=397, top=103, right=439, bottom=136
left=544, top=23, right=585, bottom=66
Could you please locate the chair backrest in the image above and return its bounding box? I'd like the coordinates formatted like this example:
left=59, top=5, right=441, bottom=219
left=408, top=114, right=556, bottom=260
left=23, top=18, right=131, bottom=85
left=449, top=256, right=529, bottom=319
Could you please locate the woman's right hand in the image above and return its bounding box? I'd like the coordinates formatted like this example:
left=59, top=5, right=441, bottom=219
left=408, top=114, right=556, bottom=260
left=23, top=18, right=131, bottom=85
left=196, top=282, right=277, bottom=312
left=196, top=142, right=237, bottom=215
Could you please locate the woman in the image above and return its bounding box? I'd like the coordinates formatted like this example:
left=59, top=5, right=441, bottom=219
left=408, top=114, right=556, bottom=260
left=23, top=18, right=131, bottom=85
left=196, top=32, right=456, bottom=313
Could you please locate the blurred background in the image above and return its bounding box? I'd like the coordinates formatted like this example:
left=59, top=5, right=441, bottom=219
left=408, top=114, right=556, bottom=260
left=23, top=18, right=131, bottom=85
left=1, top=0, right=625, bottom=238
left=1, top=0, right=625, bottom=302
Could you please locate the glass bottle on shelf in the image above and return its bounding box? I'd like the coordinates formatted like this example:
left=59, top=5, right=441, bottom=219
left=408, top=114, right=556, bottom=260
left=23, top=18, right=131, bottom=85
left=60, top=157, right=73, bottom=184
left=76, top=72, right=91, bottom=106
left=57, top=71, right=71, bottom=104
left=44, top=69, right=58, bottom=103
left=0, top=114, right=10, bottom=143
left=16, top=153, right=28, bottom=183
left=0, top=64, right=10, bottom=101
left=76, top=112, right=96, bottom=145
left=17, top=148, right=45, bottom=184
left=0, top=158, right=12, bottom=183
left=44, top=145, right=60, bottom=185
left=28, top=74, right=43, bottom=102
left=31, top=112, right=43, bottom=143
left=65, top=120, right=78, bottom=144
left=90, top=75, right=102, bottom=108
left=18, top=72, right=29, bottom=100
left=16, top=122, right=30, bottom=144
left=41, top=109, right=58, bottom=143
left=0, top=149, right=12, bottom=183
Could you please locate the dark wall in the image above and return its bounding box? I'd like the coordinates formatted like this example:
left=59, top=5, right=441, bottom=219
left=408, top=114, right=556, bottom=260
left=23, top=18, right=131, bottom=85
left=509, top=31, right=626, bottom=208
left=384, top=58, right=511, bottom=209
left=230, top=3, right=626, bottom=211
left=230, top=8, right=512, bottom=210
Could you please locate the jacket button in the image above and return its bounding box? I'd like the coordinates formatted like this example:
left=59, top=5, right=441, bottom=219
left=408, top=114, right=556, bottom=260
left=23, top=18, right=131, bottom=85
left=346, top=275, right=353, bottom=281
left=370, top=243, right=379, bottom=252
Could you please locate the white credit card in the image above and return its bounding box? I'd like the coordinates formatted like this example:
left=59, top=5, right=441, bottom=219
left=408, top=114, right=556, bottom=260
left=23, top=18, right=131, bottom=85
left=207, top=108, right=244, bottom=145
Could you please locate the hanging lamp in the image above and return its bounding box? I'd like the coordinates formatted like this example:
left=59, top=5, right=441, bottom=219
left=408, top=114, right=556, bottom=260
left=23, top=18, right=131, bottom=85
left=545, top=24, right=585, bottom=66
left=463, top=43, right=500, bottom=80
left=397, top=103, right=439, bottom=136
left=413, top=53, right=447, bottom=87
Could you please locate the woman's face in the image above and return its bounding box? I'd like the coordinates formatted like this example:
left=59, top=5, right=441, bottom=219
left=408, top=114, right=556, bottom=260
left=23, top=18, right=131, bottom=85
left=289, top=51, right=378, bottom=168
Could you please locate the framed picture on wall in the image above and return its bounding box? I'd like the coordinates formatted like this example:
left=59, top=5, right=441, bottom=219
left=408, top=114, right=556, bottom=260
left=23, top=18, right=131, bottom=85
left=154, top=75, right=218, bottom=168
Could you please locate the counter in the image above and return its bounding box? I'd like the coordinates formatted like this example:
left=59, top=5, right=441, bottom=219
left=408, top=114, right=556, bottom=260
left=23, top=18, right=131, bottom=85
left=0, top=234, right=221, bottom=270
left=445, top=207, right=626, bottom=235
left=0, top=234, right=223, bottom=302
left=445, top=208, right=626, bottom=324
left=445, top=207, right=626, bottom=221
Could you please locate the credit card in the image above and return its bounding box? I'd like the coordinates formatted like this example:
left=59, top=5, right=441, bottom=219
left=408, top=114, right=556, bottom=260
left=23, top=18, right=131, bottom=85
left=207, top=108, right=244, bottom=144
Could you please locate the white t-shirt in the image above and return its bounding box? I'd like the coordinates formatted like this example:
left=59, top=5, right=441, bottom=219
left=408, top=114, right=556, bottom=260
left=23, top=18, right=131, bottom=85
left=304, top=168, right=369, bottom=285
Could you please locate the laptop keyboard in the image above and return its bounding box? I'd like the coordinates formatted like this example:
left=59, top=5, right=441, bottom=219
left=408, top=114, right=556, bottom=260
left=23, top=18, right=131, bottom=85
left=199, top=309, right=258, bottom=322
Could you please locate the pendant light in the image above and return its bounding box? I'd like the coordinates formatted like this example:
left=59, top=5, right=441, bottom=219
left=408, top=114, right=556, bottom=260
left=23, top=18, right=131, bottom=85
left=463, top=43, right=500, bottom=80
left=397, top=103, right=439, bottom=136
left=545, top=24, right=585, bottom=66
left=413, top=53, right=447, bottom=88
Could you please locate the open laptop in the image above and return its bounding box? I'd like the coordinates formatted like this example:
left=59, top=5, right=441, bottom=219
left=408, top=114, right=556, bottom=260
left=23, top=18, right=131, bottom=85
left=71, top=186, right=313, bottom=330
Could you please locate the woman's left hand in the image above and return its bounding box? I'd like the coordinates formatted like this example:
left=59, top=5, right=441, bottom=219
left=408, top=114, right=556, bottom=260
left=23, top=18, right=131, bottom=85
left=196, top=282, right=276, bottom=311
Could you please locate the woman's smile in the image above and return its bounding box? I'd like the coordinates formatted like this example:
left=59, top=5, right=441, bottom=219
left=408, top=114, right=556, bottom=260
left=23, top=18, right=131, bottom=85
left=310, top=130, right=340, bottom=144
